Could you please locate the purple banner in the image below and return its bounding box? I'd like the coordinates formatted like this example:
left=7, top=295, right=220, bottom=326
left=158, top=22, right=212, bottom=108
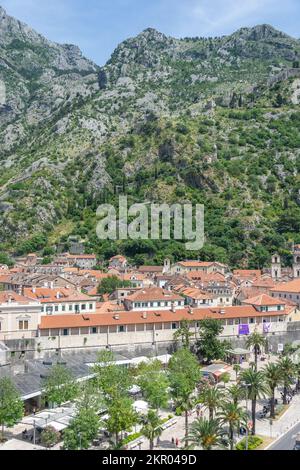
left=239, top=324, right=250, bottom=335
left=263, top=323, right=271, bottom=333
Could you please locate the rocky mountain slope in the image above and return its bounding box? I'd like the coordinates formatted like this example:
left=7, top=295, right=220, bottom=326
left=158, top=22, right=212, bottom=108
left=0, top=5, right=300, bottom=267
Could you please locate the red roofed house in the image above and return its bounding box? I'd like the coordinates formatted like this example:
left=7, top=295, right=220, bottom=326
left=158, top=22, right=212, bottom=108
left=270, top=279, right=300, bottom=307
left=23, top=287, right=98, bottom=316
left=109, top=255, right=127, bottom=272
left=37, top=300, right=297, bottom=351
left=124, top=287, right=185, bottom=311
left=171, top=261, right=226, bottom=275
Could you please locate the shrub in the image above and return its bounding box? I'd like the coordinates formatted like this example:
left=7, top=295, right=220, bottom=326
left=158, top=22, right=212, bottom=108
left=120, top=432, right=142, bottom=446
left=236, top=436, right=263, bottom=450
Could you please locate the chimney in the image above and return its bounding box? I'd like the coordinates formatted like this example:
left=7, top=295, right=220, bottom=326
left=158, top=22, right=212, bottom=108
left=32, top=286, right=36, bottom=294
left=142, top=312, right=147, bottom=319
left=56, top=292, right=60, bottom=299
left=114, top=314, right=120, bottom=320
left=171, top=302, right=176, bottom=313
left=188, top=306, right=194, bottom=315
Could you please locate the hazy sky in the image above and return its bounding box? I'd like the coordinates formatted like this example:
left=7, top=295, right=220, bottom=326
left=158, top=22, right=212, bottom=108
left=1, top=0, right=299, bottom=65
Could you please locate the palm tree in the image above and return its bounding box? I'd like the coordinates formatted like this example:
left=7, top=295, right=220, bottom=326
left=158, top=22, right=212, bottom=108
left=227, top=384, right=245, bottom=406
left=186, top=417, right=225, bottom=450
left=246, top=332, right=266, bottom=371
left=295, top=363, right=300, bottom=391
left=218, top=401, right=247, bottom=450
left=199, top=386, right=224, bottom=421
left=233, top=364, right=241, bottom=381
left=277, top=357, right=296, bottom=405
left=240, top=367, right=268, bottom=435
left=140, top=410, right=163, bottom=451
left=263, top=363, right=283, bottom=419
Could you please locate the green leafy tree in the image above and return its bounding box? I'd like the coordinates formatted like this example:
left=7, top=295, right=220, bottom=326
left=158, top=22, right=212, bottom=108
left=173, top=319, right=195, bottom=348
left=199, top=386, right=224, bottom=421
left=277, top=357, right=296, bottom=405
left=240, top=368, right=268, bottom=435
left=168, top=349, right=199, bottom=446
left=0, top=377, right=24, bottom=441
left=246, top=332, right=267, bottom=371
left=44, top=364, right=78, bottom=407
left=41, top=426, right=60, bottom=449
left=106, top=396, right=138, bottom=445
left=137, top=359, right=169, bottom=410
left=194, top=319, right=231, bottom=364
left=97, top=276, right=131, bottom=296
left=63, top=407, right=100, bottom=450
left=93, top=350, right=132, bottom=398
left=263, top=363, right=283, bottom=418
left=186, top=417, right=226, bottom=450
left=0, top=252, right=13, bottom=267
left=218, top=401, right=247, bottom=450
left=140, top=410, right=163, bottom=450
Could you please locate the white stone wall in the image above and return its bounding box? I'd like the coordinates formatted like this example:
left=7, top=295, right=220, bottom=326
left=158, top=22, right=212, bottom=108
left=0, top=302, right=41, bottom=340
left=37, top=317, right=289, bottom=350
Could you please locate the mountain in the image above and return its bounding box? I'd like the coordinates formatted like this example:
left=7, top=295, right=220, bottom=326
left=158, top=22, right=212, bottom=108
left=0, top=5, right=300, bottom=268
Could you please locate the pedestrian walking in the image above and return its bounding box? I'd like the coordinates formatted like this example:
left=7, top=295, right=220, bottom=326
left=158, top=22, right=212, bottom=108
left=175, top=438, right=179, bottom=448
left=171, top=437, right=175, bottom=446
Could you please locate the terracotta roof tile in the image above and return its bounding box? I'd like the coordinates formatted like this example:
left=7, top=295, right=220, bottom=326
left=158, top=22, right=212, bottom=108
left=39, top=304, right=293, bottom=330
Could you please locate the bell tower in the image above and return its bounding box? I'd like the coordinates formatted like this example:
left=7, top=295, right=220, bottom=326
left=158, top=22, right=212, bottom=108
left=271, top=253, right=281, bottom=280
left=163, top=258, right=171, bottom=274
left=293, top=245, right=300, bottom=278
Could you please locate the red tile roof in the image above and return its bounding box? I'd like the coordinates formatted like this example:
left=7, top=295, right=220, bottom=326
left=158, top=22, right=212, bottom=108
left=0, top=291, right=39, bottom=305
left=271, top=279, right=300, bottom=294
left=39, top=304, right=293, bottom=330
left=138, top=266, right=164, bottom=273
left=23, top=287, right=96, bottom=303
left=126, top=287, right=183, bottom=302
left=233, top=270, right=262, bottom=278
left=178, top=261, right=214, bottom=268
left=186, top=271, right=225, bottom=282
left=242, top=293, right=285, bottom=306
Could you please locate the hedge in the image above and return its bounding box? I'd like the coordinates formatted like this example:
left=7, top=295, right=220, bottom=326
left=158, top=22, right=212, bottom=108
left=236, top=436, right=263, bottom=450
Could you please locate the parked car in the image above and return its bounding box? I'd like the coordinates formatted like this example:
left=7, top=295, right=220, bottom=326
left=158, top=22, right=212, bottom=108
left=293, top=434, right=300, bottom=450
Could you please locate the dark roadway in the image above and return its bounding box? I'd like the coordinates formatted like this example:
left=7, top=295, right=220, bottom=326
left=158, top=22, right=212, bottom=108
left=268, top=422, right=300, bottom=450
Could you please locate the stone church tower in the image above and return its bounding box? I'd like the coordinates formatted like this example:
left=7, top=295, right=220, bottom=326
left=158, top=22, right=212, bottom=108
left=271, top=254, right=281, bottom=280
left=293, top=245, right=300, bottom=278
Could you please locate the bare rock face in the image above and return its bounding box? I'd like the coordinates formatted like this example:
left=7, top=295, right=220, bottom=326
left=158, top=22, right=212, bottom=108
left=0, top=5, right=99, bottom=145
left=1, top=6, right=300, bottom=247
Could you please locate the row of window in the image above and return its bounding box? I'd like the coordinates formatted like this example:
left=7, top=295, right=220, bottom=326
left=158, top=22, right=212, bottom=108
left=133, top=301, right=185, bottom=308
left=40, top=316, right=286, bottom=337
left=41, top=303, right=94, bottom=314
left=259, top=306, right=283, bottom=312
left=0, top=320, right=29, bottom=331
left=274, top=293, right=300, bottom=300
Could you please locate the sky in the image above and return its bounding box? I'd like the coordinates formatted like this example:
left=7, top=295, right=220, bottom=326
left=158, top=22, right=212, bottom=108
left=1, top=0, right=299, bottom=65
